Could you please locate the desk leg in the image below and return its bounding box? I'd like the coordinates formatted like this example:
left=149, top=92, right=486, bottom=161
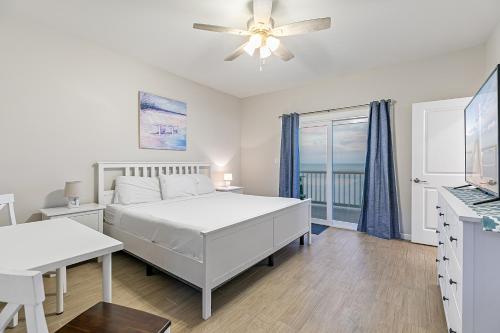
left=56, top=268, right=64, bottom=314
left=102, top=254, right=112, bottom=302
left=61, top=266, right=67, bottom=293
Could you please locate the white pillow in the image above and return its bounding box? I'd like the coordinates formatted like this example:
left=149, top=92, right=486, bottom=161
left=114, top=176, right=162, bottom=205
left=190, top=174, right=215, bottom=195
left=159, top=174, right=197, bottom=199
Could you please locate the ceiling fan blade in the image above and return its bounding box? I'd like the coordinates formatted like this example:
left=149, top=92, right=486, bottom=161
left=272, top=17, right=332, bottom=37
left=253, top=0, right=273, bottom=25
left=193, top=23, right=250, bottom=36
left=272, top=43, right=294, bottom=61
left=224, top=43, right=248, bottom=61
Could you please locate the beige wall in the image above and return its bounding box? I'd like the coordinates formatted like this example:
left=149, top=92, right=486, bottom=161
left=486, top=22, right=500, bottom=73
left=240, top=46, right=486, bottom=237
left=0, top=18, right=241, bottom=225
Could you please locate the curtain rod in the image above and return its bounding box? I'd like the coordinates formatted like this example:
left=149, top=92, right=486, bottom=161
left=278, top=99, right=393, bottom=118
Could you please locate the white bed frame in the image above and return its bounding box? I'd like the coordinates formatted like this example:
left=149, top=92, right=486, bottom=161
left=96, top=161, right=312, bottom=319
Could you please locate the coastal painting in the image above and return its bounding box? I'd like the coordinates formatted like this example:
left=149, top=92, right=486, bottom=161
left=139, top=91, right=187, bottom=150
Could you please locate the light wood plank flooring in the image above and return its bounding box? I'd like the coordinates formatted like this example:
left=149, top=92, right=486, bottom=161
left=6, top=228, right=446, bottom=333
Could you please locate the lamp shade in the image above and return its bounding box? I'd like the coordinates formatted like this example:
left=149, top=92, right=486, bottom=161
left=64, top=181, right=82, bottom=198
left=223, top=173, right=233, bottom=181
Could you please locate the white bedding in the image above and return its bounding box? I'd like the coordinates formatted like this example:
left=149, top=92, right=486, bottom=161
left=104, top=192, right=302, bottom=261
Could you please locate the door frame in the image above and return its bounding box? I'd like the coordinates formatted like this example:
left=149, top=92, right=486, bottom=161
left=300, top=106, right=369, bottom=230
left=410, top=97, right=471, bottom=245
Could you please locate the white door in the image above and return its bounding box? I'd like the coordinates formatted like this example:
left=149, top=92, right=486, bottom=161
left=411, top=97, right=471, bottom=245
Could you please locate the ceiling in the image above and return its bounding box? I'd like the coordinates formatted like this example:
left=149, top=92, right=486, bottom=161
left=3, top=0, right=500, bottom=98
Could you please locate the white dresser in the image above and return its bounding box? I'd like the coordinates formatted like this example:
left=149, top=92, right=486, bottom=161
left=436, top=187, right=500, bottom=333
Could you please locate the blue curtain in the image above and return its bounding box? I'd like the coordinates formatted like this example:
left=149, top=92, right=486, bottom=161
left=279, top=113, right=300, bottom=198
left=357, top=100, right=401, bottom=239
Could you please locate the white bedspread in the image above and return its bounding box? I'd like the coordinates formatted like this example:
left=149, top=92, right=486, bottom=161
left=104, top=192, right=301, bottom=261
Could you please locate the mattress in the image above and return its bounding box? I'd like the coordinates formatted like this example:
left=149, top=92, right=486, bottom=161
left=104, top=192, right=302, bottom=261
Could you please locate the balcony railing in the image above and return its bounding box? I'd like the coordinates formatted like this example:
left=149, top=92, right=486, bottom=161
left=300, top=171, right=365, bottom=208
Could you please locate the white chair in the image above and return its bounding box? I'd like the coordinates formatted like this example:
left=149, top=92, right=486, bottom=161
left=0, top=194, right=17, bottom=225
left=0, top=269, right=172, bottom=333
left=0, top=194, right=20, bottom=328
left=0, top=194, right=67, bottom=327
left=0, top=269, right=49, bottom=333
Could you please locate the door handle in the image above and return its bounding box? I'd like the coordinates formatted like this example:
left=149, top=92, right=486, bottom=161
left=412, top=178, right=428, bottom=184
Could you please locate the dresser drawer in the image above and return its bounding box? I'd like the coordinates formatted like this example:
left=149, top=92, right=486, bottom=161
left=69, top=213, right=99, bottom=231
left=446, top=245, right=462, bottom=315
left=447, top=294, right=462, bottom=333
left=447, top=209, right=463, bottom=266
left=440, top=273, right=451, bottom=324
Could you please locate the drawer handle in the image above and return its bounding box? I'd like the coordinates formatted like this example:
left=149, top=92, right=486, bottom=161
left=449, top=278, right=457, bottom=285
left=443, top=222, right=449, bottom=227
left=436, top=230, right=440, bottom=234
left=449, top=329, right=457, bottom=333
left=438, top=241, right=444, bottom=246
left=436, top=205, right=441, bottom=209
left=435, top=258, right=440, bottom=263
left=438, top=274, right=443, bottom=279
left=449, top=236, right=457, bottom=242
left=439, top=213, right=444, bottom=216
left=442, top=256, right=449, bottom=261
left=442, top=296, right=449, bottom=301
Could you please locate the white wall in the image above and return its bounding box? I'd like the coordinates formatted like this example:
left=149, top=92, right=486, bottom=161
left=0, top=18, right=241, bottom=224
left=240, top=46, right=486, bottom=236
left=486, top=22, right=500, bottom=73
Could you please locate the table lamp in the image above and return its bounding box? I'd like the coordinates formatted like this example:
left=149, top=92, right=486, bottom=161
left=223, top=173, right=232, bottom=188
left=65, top=181, right=82, bottom=208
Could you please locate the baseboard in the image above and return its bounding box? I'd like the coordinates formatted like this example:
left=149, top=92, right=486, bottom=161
left=401, top=233, right=411, bottom=241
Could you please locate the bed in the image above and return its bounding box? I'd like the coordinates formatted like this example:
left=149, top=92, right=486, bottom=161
left=97, top=162, right=311, bottom=319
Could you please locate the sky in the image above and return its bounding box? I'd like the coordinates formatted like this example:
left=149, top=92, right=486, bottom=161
left=300, top=122, right=368, bottom=166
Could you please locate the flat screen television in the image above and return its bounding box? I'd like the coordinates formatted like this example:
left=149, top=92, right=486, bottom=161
left=465, top=65, right=500, bottom=197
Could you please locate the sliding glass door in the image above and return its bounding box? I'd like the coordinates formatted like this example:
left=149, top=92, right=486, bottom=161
left=300, top=113, right=368, bottom=228
left=300, top=125, right=328, bottom=220
left=331, top=119, right=368, bottom=225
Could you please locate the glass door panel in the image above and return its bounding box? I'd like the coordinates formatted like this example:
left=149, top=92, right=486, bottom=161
left=300, top=125, right=328, bottom=220
left=331, top=120, right=368, bottom=224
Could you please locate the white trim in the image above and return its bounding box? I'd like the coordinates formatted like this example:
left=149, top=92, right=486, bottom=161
left=331, top=220, right=358, bottom=230
left=400, top=233, right=411, bottom=241
left=312, top=218, right=358, bottom=231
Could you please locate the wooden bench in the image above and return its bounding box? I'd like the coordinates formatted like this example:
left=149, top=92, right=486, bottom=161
left=56, top=302, right=171, bottom=333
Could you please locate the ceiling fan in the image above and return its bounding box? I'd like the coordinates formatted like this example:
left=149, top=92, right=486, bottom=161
left=193, top=0, right=332, bottom=62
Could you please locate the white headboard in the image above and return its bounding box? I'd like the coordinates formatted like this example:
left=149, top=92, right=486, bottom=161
left=96, top=161, right=211, bottom=205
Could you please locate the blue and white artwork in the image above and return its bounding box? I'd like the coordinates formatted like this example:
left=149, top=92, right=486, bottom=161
left=139, top=91, right=187, bottom=150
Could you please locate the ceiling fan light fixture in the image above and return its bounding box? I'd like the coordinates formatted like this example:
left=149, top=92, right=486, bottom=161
left=266, top=36, right=280, bottom=52
left=248, top=34, right=263, bottom=49
left=243, top=42, right=256, bottom=56
left=259, top=45, right=271, bottom=59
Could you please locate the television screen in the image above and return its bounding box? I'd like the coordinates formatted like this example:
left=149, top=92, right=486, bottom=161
left=465, top=67, right=499, bottom=195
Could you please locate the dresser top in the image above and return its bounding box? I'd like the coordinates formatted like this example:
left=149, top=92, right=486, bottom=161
left=439, top=187, right=481, bottom=223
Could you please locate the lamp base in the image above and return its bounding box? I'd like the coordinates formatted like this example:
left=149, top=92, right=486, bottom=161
left=67, top=197, right=80, bottom=209
left=224, top=181, right=231, bottom=188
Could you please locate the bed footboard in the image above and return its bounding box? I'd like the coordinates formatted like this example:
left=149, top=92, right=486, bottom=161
left=201, top=199, right=311, bottom=319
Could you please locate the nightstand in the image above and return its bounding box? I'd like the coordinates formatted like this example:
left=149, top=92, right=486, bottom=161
left=215, top=186, right=244, bottom=194
left=40, top=203, right=105, bottom=233
left=39, top=203, right=105, bottom=292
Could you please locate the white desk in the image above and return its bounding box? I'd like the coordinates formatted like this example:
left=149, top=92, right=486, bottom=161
left=0, top=218, right=123, bottom=326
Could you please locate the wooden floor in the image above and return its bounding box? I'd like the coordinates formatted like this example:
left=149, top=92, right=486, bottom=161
left=6, top=228, right=446, bottom=333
